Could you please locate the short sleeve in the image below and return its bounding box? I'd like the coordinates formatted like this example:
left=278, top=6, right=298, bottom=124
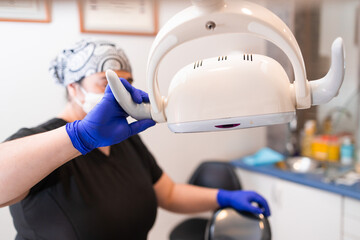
left=129, top=135, right=163, bottom=184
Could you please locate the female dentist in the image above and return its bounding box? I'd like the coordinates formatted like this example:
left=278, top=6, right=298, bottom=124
left=0, top=39, right=270, bottom=240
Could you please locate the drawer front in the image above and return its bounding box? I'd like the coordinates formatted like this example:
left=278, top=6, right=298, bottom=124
left=344, top=197, right=360, bottom=220
left=344, top=216, right=360, bottom=238
left=344, top=235, right=360, bottom=240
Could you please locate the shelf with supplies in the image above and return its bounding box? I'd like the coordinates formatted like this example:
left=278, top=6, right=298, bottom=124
left=231, top=158, right=360, bottom=200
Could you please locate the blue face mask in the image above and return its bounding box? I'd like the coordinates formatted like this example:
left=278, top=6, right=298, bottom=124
left=75, top=87, right=104, bottom=113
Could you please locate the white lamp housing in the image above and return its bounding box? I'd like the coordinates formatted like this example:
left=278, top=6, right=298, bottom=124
left=106, top=0, right=345, bottom=133
left=165, top=54, right=295, bottom=132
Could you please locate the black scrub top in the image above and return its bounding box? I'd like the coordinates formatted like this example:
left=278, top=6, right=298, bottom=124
left=6, top=118, right=163, bottom=240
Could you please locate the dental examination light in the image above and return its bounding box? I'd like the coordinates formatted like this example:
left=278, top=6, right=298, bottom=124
left=106, top=0, right=345, bottom=133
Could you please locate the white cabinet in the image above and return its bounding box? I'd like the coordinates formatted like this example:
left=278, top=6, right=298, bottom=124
left=236, top=169, right=342, bottom=240
left=343, top=197, right=360, bottom=240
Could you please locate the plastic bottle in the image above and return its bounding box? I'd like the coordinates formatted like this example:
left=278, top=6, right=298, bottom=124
left=301, top=120, right=316, bottom=157
left=322, top=116, right=332, bottom=135
left=312, top=135, right=328, bottom=161
left=340, top=137, right=354, bottom=165
left=327, top=136, right=340, bottom=162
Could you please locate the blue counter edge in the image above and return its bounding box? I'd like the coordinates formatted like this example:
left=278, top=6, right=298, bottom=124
left=231, top=159, right=360, bottom=201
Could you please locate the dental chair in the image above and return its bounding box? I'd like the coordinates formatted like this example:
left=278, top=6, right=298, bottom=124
left=169, top=161, right=271, bottom=240
left=169, top=161, right=241, bottom=240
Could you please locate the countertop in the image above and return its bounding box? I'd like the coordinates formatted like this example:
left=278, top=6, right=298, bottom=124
left=232, top=159, right=360, bottom=201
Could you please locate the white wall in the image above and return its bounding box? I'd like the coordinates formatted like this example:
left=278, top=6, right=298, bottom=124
left=317, top=1, right=359, bottom=133
left=0, top=1, right=267, bottom=239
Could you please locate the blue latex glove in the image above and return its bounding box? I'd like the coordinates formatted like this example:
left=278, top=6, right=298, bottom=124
left=217, top=190, right=271, bottom=217
left=66, top=78, right=156, bottom=155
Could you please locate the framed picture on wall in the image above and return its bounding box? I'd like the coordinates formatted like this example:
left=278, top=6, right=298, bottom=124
left=78, top=0, right=158, bottom=36
left=0, top=0, right=51, bottom=23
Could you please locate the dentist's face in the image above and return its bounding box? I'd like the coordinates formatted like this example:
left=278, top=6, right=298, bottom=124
left=80, top=70, right=133, bottom=94
left=67, top=70, right=133, bottom=117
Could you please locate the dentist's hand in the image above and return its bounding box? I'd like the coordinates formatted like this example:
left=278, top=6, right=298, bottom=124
left=66, top=78, right=156, bottom=155
left=217, top=190, right=271, bottom=217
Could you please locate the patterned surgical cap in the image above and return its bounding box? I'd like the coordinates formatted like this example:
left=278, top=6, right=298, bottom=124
left=49, top=39, right=132, bottom=86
